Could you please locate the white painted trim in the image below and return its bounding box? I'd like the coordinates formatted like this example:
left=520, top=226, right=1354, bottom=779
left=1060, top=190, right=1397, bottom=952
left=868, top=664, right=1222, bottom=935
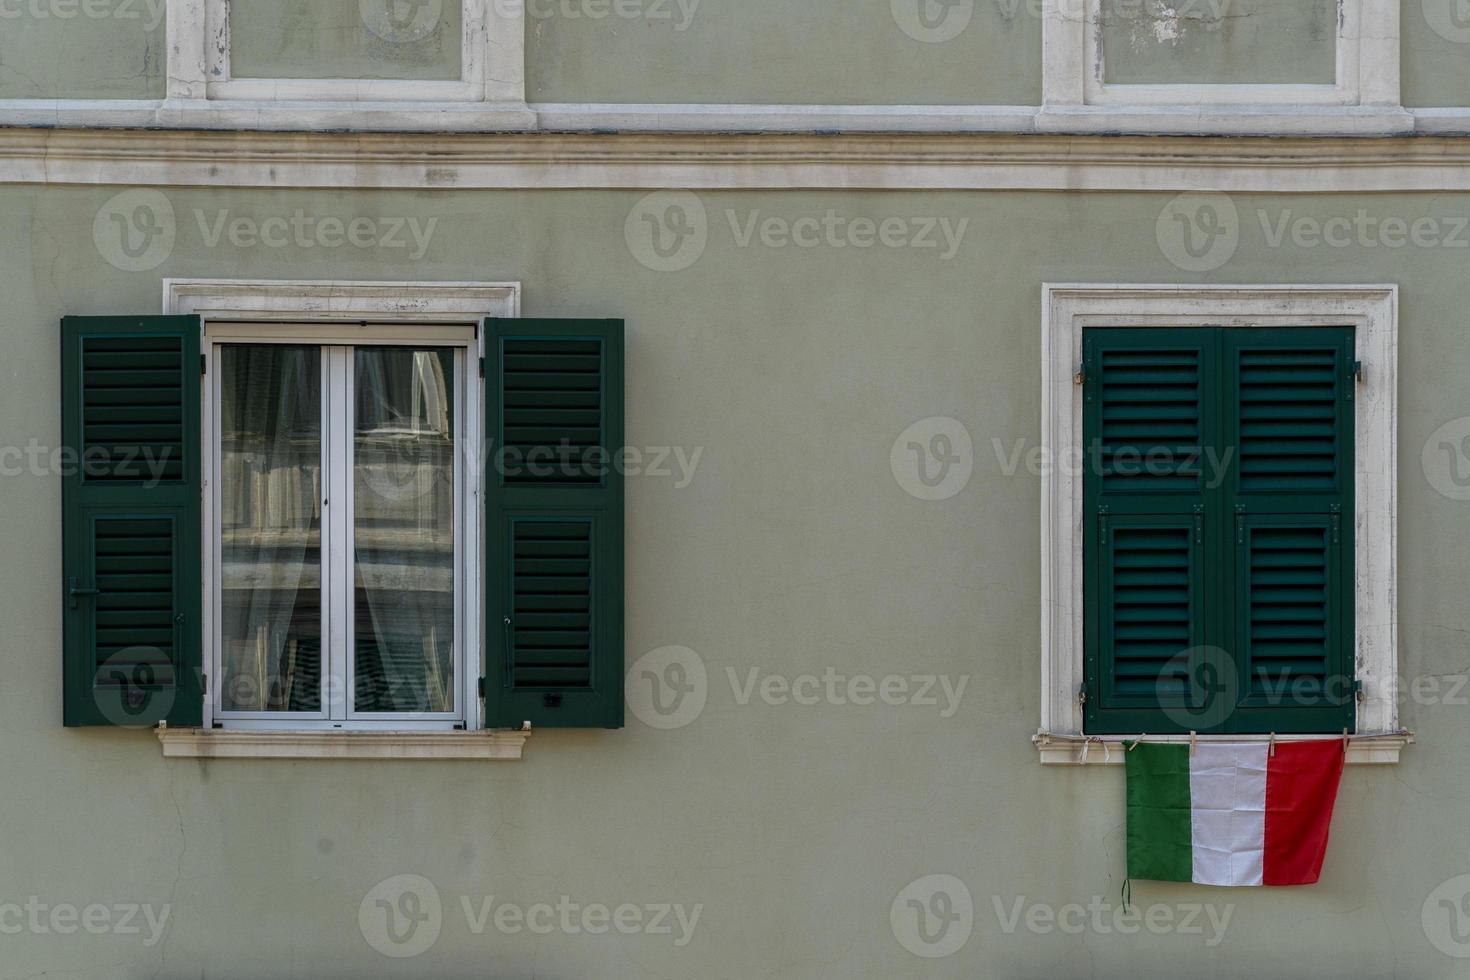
left=1033, top=733, right=1411, bottom=766
left=0, top=101, right=1445, bottom=136
left=166, top=279, right=519, bottom=733
left=12, top=129, right=1470, bottom=191
left=164, top=279, right=520, bottom=322
left=157, top=726, right=529, bottom=759
left=1046, top=0, right=1399, bottom=110
left=170, top=0, right=524, bottom=104
left=1039, top=285, right=1398, bottom=740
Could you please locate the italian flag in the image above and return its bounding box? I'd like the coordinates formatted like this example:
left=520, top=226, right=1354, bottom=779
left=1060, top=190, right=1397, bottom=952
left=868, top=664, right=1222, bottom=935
left=1126, top=741, right=1345, bottom=887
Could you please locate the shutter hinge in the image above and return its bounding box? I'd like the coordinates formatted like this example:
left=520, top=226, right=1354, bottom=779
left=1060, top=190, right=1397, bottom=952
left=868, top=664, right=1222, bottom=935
left=201, top=673, right=208, bottom=695
left=1354, top=360, right=1364, bottom=383
left=479, top=356, right=486, bottom=379
left=477, top=676, right=485, bottom=699
left=1074, top=363, right=1086, bottom=386
left=1078, top=683, right=1089, bottom=707
left=200, top=354, right=207, bottom=375
left=1351, top=678, right=1364, bottom=703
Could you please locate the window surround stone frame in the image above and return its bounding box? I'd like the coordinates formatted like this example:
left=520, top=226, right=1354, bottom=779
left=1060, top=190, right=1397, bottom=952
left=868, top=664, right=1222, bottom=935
left=1037, top=284, right=1403, bottom=765
left=167, top=0, right=524, bottom=104
left=158, top=278, right=528, bottom=760
left=1041, top=0, right=1401, bottom=112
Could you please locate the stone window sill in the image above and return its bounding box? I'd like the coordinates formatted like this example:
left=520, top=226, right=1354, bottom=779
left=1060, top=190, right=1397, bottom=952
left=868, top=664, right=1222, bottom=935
left=157, top=727, right=529, bottom=760
left=1033, top=732, right=1412, bottom=767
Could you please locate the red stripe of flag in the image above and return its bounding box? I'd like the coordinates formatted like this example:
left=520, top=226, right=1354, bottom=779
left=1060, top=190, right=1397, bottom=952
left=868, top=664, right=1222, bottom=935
left=1263, top=740, right=1346, bottom=886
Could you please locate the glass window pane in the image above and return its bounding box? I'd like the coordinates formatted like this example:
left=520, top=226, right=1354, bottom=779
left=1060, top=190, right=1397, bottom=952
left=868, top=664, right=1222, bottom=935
left=220, top=345, right=323, bottom=712
left=228, top=0, right=464, bottom=81
left=353, top=348, right=456, bottom=713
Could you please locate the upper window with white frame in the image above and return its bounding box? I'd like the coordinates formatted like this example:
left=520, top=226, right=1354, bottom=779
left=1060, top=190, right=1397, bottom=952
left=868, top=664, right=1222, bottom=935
left=1042, top=0, right=1400, bottom=109
left=170, top=0, right=524, bottom=103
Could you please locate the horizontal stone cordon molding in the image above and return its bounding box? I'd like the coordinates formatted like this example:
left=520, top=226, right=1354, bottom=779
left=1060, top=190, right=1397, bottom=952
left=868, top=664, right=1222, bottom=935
left=0, top=101, right=1435, bottom=136
left=13, top=128, right=1470, bottom=191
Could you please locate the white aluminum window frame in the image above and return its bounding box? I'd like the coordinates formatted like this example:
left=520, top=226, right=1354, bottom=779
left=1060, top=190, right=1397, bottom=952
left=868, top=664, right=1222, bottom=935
left=168, top=0, right=524, bottom=103
left=1038, top=284, right=1400, bottom=761
left=1042, top=0, right=1400, bottom=109
left=205, top=322, right=477, bottom=732
left=164, top=279, right=519, bottom=735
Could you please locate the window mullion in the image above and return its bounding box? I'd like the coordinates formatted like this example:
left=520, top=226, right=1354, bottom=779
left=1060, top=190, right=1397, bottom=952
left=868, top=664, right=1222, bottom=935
left=326, top=346, right=354, bottom=723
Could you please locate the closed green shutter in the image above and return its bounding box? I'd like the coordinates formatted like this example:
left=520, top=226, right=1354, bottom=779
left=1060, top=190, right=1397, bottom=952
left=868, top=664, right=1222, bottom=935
left=1223, top=330, right=1355, bottom=733
left=62, top=316, right=203, bottom=728
left=485, top=319, right=624, bottom=729
left=1083, top=330, right=1221, bottom=733
left=1083, top=326, right=1355, bottom=735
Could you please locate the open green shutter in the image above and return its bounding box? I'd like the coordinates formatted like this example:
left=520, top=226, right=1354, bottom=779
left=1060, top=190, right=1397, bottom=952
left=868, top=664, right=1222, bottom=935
left=1083, top=329, right=1221, bottom=734
left=62, top=316, right=202, bottom=728
left=1223, top=329, right=1355, bottom=733
left=485, top=319, right=624, bottom=729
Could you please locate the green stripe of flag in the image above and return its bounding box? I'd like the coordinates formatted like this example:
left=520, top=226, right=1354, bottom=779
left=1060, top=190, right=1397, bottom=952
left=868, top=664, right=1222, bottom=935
left=1126, top=743, right=1193, bottom=882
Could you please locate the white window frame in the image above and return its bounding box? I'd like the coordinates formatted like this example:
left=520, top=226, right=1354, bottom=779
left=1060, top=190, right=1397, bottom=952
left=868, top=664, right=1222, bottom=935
left=205, top=323, right=473, bottom=731
left=163, top=279, right=520, bottom=738
left=1038, top=285, right=1402, bottom=763
left=1042, top=0, right=1400, bottom=109
left=167, top=0, right=524, bottom=103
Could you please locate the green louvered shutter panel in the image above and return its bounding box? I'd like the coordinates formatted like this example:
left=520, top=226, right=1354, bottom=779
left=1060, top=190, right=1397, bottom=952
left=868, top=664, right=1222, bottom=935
left=1083, top=329, right=1224, bottom=734
left=62, top=316, right=203, bottom=728
left=485, top=319, right=624, bottom=729
left=1223, top=329, right=1355, bottom=733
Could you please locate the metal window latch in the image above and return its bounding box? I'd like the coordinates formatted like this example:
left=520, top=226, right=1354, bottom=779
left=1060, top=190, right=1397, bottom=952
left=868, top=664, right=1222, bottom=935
left=67, top=578, right=100, bottom=609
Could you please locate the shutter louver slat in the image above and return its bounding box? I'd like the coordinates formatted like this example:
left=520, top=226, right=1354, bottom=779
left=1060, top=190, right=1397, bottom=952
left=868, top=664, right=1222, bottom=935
left=80, top=337, right=187, bottom=484
left=510, top=520, right=595, bottom=690
left=1104, top=523, right=1197, bottom=701
left=1237, top=347, right=1341, bottom=493
left=501, top=338, right=604, bottom=485
left=1098, top=348, right=1203, bottom=493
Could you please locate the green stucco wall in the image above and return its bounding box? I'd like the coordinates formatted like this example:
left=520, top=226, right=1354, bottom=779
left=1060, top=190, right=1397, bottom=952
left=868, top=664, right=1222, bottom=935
left=1404, top=0, right=1470, bottom=107
left=0, top=183, right=1467, bottom=977
left=1100, top=0, right=1337, bottom=85
left=0, top=1, right=165, bottom=99
left=17, top=1, right=1470, bottom=109
left=228, top=0, right=464, bottom=81
left=523, top=0, right=1040, bottom=105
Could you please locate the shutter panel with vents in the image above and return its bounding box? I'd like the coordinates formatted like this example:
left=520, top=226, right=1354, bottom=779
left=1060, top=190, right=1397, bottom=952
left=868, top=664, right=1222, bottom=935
left=1223, top=329, right=1355, bottom=733
left=485, top=319, right=623, bottom=729
left=62, top=316, right=203, bottom=727
left=1083, top=327, right=1356, bottom=735
left=1083, top=329, right=1221, bottom=734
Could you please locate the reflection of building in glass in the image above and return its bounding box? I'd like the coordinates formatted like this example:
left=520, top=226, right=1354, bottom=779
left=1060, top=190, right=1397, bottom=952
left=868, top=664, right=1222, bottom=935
left=219, top=345, right=456, bottom=716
